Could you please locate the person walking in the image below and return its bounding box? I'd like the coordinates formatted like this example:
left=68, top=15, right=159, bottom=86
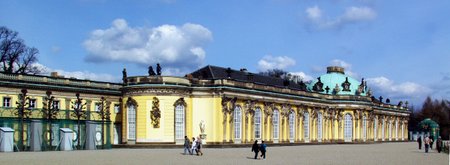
left=251, top=140, right=259, bottom=159
left=417, top=136, right=422, bottom=150
left=183, top=136, right=191, bottom=155
left=430, top=135, right=434, bottom=149
left=191, top=137, right=197, bottom=155
left=196, top=136, right=203, bottom=156
left=259, top=141, right=267, bottom=160
left=436, top=136, right=443, bottom=153
left=424, top=136, right=431, bottom=153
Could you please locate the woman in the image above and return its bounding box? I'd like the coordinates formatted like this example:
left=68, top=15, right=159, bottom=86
left=196, top=136, right=203, bottom=156
left=436, top=136, right=443, bottom=153
left=191, top=137, right=197, bottom=155
left=251, top=140, right=259, bottom=159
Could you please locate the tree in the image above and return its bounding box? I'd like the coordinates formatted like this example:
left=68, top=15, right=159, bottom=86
left=0, top=26, right=40, bottom=74
left=259, top=69, right=288, bottom=78
left=410, top=96, right=450, bottom=140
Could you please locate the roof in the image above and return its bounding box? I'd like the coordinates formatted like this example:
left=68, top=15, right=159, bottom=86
left=307, top=67, right=367, bottom=96
left=188, top=65, right=308, bottom=90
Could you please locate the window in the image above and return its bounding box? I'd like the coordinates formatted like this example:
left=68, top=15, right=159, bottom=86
left=234, top=106, right=242, bottom=139
left=303, top=112, right=309, bottom=140
left=127, top=105, right=136, bottom=140
left=374, top=118, right=378, bottom=141
left=388, top=122, right=392, bottom=140
left=273, top=109, right=279, bottom=139
left=114, top=104, right=120, bottom=114
left=175, top=105, right=185, bottom=139
left=344, top=114, right=352, bottom=142
left=318, top=112, right=323, bottom=141
left=53, top=100, right=60, bottom=110
left=363, top=116, right=367, bottom=140
left=395, top=120, right=398, bottom=140
left=95, top=103, right=101, bottom=112
left=289, top=111, right=295, bottom=140
left=3, top=97, right=11, bottom=107
left=401, top=122, right=404, bottom=140
left=29, top=99, right=36, bottom=109
left=382, top=119, right=385, bottom=141
left=254, top=108, right=261, bottom=139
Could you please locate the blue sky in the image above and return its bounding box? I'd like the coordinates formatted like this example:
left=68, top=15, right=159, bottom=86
left=1, top=0, right=449, bottom=107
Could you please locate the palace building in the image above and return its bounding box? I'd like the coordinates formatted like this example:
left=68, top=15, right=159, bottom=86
left=0, top=65, right=410, bottom=149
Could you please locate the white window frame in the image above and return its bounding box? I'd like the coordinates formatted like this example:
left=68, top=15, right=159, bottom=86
left=395, top=120, right=398, bottom=140
left=127, top=105, right=136, bottom=140
left=318, top=112, right=323, bottom=142
left=344, top=114, right=352, bottom=142
left=53, top=100, right=60, bottom=110
left=303, top=112, right=309, bottom=142
left=388, top=121, right=392, bottom=141
left=374, top=118, right=378, bottom=141
left=3, top=97, right=11, bottom=107
left=234, top=106, right=242, bottom=140
left=401, top=122, right=404, bottom=140
left=273, top=109, right=279, bottom=140
left=382, top=119, right=385, bottom=141
left=254, top=108, right=261, bottom=139
left=29, top=99, right=37, bottom=109
left=175, top=104, right=185, bottom=140
left=289, top=111, right=295, bottom=141
left=363, top=116, right=367, bottom=141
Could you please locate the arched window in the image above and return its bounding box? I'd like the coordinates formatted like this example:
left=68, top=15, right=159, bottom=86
left=303, top=112, right=309, bottom=141
left=374, top=118, right=378, bottom=141
left=175, top=104, right=185, bottom=140
left=289, top=111, right=295, bottom=140
left=344, top=114, right=353, bottom=142
left=395, top=120, right=398, bottom=140
left=234, top=106, right=242, bottom=139
left=317, top=112, right=323, bottom=142
left=401, top=122, right=404, bottom=140
left=273, top=109, right=279, bottom=140
left=382, top=119, right=385, bottom=141
left=127, top=104, right=136, bottom=140
left=388, top=121, right=392, bottom=141
left=254, top=108, right=262, bottom=139
left=363, top=115, right=367, bottom=141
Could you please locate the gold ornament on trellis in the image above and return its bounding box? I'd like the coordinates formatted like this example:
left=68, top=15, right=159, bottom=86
left=151, top=97, right=161, bottom=128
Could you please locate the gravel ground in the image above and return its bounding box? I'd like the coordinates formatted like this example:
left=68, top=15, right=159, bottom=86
left=0, top=142, right=448, bottom=165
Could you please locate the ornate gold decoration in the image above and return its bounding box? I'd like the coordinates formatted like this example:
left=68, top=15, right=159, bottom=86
left=151, top=97, right=161, bottom=128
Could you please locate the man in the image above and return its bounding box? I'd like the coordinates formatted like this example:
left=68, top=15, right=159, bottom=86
left=424, top=136, right=431, bottom=153
left=436, top=136, right=443, bottom=153
left=260, top=141, right=267, bottom=160
left=183, top=136, right=191, bottom=155
left=417, top=136, right=422, bottom=150
left=251, top=140, right=259, bottom=159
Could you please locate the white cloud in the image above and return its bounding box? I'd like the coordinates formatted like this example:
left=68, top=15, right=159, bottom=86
left=290, top=71, right=313, bottom=82
left=257, top=55, right=296, bottom=71
left=31, top=63, right=119, bottom=82
left=366, top=76, right=432, bottom=102
left=83, top=18, right=212, bottom=75
left=329, top=59, right=358, bottom=78
left=305, top=6, right=376, bottom=29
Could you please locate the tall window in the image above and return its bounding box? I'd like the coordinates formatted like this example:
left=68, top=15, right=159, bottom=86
left=382, top=119, right=385, bottom=141
left=127, top=105, right=136, bottom=140
left=401, top=122, right=404, bottom=140
left=363, top=116, right=367, bottom=140
left=273, top=109, right=279, bottom=139
left=254, top=108, right=261, bottom=139
left=303, top=112, right=309, bottom=141
left=3, top=97, right=11, bottom=107
left=234, top=106, right=242, bottom=139
left=344, top=114, right=352, bottom=142
left=395, top=120, right=398, bottom=140
left=289, top=111, right=295, bottom=140
left=175, top=105, right=185, bottom=139
left=318, top=113, right=323, bottom=141
left=374, top=118, right=378, bottom=141
left=388, top=122, right=392, bottom=140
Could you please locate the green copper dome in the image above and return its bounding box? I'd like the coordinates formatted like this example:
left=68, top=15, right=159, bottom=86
left=307, top=66, right=367, bottom=96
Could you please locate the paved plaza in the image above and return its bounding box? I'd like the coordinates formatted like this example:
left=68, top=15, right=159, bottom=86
left=0, top=142, right=448, bottom=165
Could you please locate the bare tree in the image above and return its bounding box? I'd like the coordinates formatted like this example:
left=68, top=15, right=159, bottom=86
left=259, top=69, right=288, bottom=78
left=0, top=26, right=40, bottom=74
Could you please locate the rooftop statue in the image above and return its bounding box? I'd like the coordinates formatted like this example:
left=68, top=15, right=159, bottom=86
left=156, top=63, right=162, bottom=76
left=148, top=66, right=156, bottom=76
